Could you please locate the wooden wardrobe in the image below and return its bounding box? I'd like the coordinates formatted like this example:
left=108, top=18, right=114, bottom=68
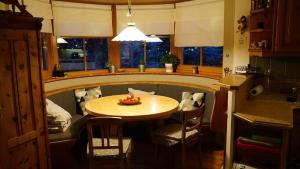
left=0, top=9, right=49, bottom=169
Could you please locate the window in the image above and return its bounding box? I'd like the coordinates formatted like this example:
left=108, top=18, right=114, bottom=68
left=120, top=36, right=170, bottom=68
left=202, top=47, right=223, bottom=67
left=86, top=39, right=108, bottom=70
left=146, top=37, right=170, bottom=68
left=58, top=38, right=108, bottom=71
left=41, top=33, right=49, bottom=70
left=182, top=46, right=223, bottom=67
left=182, top=47, right=200, bottom=65
left=120, top=41, right=144, bottom=68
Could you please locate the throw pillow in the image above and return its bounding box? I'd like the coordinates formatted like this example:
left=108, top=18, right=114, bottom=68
left=74, top=86, right=102, bottom=116
left=46, top=99, right=72, bottom=133
left=178, top=92, right=205, bottom=111
left=128, top=88, right=155, bottom=95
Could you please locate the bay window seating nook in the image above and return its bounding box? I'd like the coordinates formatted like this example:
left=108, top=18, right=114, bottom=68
left=46, top=82, right=215, bottom=168
left=86, top=117, right=133, bottom=169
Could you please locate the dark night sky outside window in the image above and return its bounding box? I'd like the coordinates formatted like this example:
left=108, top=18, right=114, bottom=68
left=146, top=37, right=170, bottom=68
left=183, top=47, right=200, bottom=65
left=120, top=41, right=144, bottom=68
left=202, top=47, right=223, bottom=67
left=86, top=39, right=108, bottom=70
left=58, top=38, right=84, bottom=71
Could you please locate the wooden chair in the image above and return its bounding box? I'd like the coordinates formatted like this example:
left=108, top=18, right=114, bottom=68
left=152, top=104, right=205, bottom=169
left=86, top=117, right=133, bottom=169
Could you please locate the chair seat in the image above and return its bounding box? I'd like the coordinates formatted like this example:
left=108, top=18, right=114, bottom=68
left=152, top=124, right=199, bottom=146
left=87, top=138, right=132, bottom=158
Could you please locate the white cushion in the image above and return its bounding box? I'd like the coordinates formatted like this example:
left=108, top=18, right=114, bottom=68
left=128, top=88, right=155, bottom=95
left=46, top=99, right=72, bottom=133
left=74, top=86, right=102, bottom=116
left=46, top=99, right=72, bottom=122
left=87, top=138, right=132, bottom=157
left=178, top=92, right=204, bottom=111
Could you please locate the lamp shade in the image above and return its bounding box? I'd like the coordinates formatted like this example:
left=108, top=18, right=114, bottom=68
left=146, top=35, right=163, bottom=42
left=112, top=23, right=148, bottom=41
left=57, top=37, right=68, bottom=43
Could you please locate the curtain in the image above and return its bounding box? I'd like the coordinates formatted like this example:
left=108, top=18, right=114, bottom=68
left=116, top=4, right=175, bottom=35
left=52, top=1, right=112, bottom=37
left=175, top=0, right=224, bottom=47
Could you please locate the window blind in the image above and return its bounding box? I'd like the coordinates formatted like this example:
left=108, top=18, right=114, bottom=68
left=175, top=0, right=224, bottom=47
left=116, top=4, right=175, bottom=35
left=52, top=1, right=112, bottom=37
left=23, top=0, right=53, bottom=33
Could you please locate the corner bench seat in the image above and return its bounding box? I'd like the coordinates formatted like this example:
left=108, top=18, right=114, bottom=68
left=47, top=83, right=215, bottom=142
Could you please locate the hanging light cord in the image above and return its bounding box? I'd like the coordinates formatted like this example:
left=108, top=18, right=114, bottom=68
left=128, top=0, right=132, bottom=16
left=127, top=0, right=133, bottom=22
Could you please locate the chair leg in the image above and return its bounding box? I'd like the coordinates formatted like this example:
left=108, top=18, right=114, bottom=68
left=198, top=137, right=202, bottom=169
left=154, top=144, right=160, bottom=168
left=181, top=144, right=186, bottom=169
left=120, top=158, right=125, bottom=169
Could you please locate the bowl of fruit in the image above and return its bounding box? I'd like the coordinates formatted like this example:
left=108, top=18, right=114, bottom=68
left=119, top=94, right=141, bottom=105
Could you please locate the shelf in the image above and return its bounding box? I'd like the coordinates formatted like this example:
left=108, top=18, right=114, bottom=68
left=249, top=49, right=272, bottom=57
left=250, top=29, right=272, bottom=33
left=251, top=8, right=273, bottom=14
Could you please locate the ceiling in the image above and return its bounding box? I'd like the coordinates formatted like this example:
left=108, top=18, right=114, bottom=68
left=57, top=0, right=189, bottom=5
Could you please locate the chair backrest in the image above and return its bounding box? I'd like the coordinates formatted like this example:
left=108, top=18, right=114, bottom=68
left=86, top=117, right=123, bottom=158
left=181, top=104, right=205, bottom=141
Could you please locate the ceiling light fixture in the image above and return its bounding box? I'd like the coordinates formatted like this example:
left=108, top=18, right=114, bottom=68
left=112, top=0, right=148, bottom=41
left=146, top=35, right=163, bottom=42
left=57, top=37, right=68, bottom=44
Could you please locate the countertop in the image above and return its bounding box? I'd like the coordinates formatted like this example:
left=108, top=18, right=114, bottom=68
left=218, top=74, right=253, bottom=90
left=234, top=92, right=300, bottom=129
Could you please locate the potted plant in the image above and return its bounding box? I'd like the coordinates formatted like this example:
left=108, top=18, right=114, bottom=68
left=105, top=61, right=115, bottom=73
left=138, top=60, right=145, bottom=72
left=160, top=52, right=180, bottom=73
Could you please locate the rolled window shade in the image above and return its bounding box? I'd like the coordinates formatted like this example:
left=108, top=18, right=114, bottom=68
left=175, top=0, right=224, bottom=47
left=52, top=1, right=112, bottom=37
left=23, top=0, right=53, bottom=33
left=116, top=4, right=175, bottom=35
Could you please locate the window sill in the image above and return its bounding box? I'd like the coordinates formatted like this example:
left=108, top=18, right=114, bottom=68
left=44, top=68, right=222, bottom=83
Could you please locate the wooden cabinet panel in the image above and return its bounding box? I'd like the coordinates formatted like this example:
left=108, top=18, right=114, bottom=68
left=275, top=0, right=300, bottom=54
left=8, top=140, right=39, bottom=169
left=0, top=40, right=19, bottom=140
left=0, top=12, right=48, bottom=169
left=15, top=40, right=35, bottom=133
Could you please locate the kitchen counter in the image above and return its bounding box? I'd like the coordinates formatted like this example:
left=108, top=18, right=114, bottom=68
left=234, top=92, right=300, bottom=129
left=219, top=74, right=253, bottom=90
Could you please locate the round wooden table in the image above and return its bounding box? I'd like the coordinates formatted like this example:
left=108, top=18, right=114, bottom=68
left=85, top=94, right=179, bottom=121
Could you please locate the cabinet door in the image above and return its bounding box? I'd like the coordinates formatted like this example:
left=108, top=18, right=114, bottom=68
left=275, top=0, right=300, bottom=54
left=0, top=29, right=48, bottom=169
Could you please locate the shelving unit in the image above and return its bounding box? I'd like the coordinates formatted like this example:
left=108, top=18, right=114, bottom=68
left=249, top=0, right=275, bottom=57
left=232, top=98, right=295, bottom=169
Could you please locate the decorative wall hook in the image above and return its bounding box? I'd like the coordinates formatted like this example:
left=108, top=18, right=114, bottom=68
left=237, top=15, right=247, bottom=35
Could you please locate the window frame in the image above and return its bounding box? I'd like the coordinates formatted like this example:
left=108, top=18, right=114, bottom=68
left=119, top=35, right=171, bottom=69
left=57, top=37, right=110, bottom=71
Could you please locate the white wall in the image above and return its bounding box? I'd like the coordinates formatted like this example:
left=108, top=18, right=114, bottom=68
left=223, top=0, right=250, bottom=75
left=233, top=0, right=250, bottom=68
left=223, top=0, right=235, bottom=75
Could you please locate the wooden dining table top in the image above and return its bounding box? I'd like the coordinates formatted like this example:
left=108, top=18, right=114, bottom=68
left=85, top=94, right=179, bottom=121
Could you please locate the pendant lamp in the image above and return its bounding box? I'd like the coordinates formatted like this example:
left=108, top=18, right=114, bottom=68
left=146, top=35, right=163, bottom=42
left=112, top=0, right=148, bottom=41
left=57, top=37, right=68, bottom=44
